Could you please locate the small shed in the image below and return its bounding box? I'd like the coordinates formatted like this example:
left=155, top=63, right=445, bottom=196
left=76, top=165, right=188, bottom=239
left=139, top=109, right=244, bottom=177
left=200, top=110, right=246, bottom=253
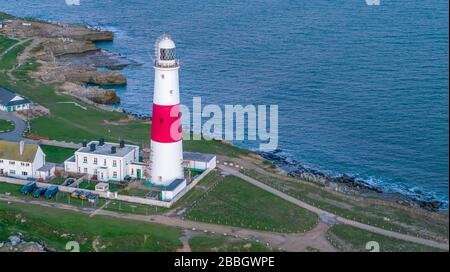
left=95, top=182, right=109, bottom=192
left=35, top=163, right=56, bottom=180
left=183, top=152, right=216, bottom=171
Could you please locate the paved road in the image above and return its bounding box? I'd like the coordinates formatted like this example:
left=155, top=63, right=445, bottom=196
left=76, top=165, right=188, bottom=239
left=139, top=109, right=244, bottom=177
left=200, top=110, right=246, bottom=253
left=0, top=111, right=26, bottom=141
left=218, top=165, right=449, bottom=251
left=0, top=195, right=336, bottom=252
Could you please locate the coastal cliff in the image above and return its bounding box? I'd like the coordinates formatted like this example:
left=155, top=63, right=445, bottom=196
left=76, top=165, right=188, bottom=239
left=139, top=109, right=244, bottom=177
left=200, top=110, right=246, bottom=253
left=0, top=15, right=127, bottom=105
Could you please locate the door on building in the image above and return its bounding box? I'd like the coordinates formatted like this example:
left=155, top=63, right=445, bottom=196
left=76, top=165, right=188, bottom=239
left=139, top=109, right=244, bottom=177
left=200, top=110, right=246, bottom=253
left=136, top=169, right=141, bottom=179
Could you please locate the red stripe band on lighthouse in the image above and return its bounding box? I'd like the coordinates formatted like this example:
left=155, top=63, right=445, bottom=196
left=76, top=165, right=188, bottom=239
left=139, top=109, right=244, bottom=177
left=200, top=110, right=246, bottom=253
left=151, top=103, right=182, bottom=143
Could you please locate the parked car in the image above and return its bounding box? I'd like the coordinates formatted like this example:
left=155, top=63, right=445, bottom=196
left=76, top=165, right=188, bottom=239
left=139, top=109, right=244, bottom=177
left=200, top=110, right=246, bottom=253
left=70, top=190, right=82, bottom=199
left=44, top=186, right=59, bottom=199
left=32, top=187, right=47, bottom=198
left=87, top=193, right=99, bottom=203
left=66, top=178, right=76, bottom=186
left=20, top=181, right=36, bottom=195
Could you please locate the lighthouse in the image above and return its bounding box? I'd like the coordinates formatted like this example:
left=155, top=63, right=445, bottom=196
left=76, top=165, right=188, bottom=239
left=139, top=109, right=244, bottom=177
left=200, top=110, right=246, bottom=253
left=150, top=35, right=184, bottom=188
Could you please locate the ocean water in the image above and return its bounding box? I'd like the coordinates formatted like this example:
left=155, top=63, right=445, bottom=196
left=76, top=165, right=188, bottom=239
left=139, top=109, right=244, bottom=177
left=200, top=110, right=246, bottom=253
left=1, top=0, right=448, bottom=205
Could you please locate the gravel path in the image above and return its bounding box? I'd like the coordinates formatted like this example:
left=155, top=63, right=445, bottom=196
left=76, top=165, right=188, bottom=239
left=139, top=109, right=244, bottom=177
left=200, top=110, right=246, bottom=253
left=218, top=165, right=449, bottom=251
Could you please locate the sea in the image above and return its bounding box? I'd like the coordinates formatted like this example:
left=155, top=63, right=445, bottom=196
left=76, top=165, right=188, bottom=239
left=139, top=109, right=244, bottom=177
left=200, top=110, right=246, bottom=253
left=1, top=0, right=448, bottom=207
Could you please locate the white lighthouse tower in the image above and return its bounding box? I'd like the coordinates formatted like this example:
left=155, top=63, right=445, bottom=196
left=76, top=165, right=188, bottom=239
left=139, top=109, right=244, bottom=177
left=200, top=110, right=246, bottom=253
left=150, top=34, right=185, bottom=190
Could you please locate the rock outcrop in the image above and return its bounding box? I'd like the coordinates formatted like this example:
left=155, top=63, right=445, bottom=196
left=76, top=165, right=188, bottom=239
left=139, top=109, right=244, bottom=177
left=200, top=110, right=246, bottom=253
left=59, top=82, right=120, bottom=105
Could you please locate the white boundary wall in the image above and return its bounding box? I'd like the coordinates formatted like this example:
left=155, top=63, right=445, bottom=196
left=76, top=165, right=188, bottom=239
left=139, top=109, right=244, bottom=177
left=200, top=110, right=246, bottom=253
left=0, top=166, right=215, bottom=208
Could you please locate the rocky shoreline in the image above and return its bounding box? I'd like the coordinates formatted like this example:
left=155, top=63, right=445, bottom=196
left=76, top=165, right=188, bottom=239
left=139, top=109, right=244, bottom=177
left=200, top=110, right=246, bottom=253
left=0, top=13, right=135, bottom=105
left=258, top=149, right=445, bottom=212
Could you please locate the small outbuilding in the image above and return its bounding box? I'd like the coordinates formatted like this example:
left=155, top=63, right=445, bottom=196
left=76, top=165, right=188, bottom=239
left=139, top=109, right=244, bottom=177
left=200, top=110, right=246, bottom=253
left=0, top=87, right=31, bottom=112
left=183, top=152, right=216, bottom=171
left=95, top=182, right=109, bottom=192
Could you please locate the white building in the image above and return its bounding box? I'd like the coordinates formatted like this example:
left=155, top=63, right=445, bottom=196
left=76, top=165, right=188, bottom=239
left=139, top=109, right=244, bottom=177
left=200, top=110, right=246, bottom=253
left=0, top=87, right=31, bottom=112
left=183, top=152, right=216, bottom=171
left=64, top=140, right=140, bottom=182
left=0, top=140, right=50, bottom=180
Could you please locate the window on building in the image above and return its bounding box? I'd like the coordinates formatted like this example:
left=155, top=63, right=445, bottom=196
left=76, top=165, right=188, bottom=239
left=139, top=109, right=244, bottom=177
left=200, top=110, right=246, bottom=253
left=113, top=160, right=117, bottom=167
left=84, top=168, right=88, bottom=173
left=21, top=162, right=25, bottom=166
left=0, top=160, right=3, bottom=163
left=93, top=158, right=98, bottom=165
left=113, top=171, right=117, bottom=178
left=26, top=163, right=30, bottom=166
left=83, top=157, right=87, bottom=163
left=9, top=170, right=15, bottom=175
left=104, top=159, right=107, bottom=166
left=22, top=171, right=28, bottom=176
left=9, top=161, right=15, bottom=165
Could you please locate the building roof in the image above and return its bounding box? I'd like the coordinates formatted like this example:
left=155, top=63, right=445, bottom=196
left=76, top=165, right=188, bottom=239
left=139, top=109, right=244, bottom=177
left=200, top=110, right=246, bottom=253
left=0, top=87, right=31, bottom=107
left=162, top=178, right=185, bottom=191
left=76, top=141, right=137, bottom=158
left=0, top=140, right=39, bottom=162
left=183, top=151, right=216, bottom=163
left=36, top=162, right=56, bottom=172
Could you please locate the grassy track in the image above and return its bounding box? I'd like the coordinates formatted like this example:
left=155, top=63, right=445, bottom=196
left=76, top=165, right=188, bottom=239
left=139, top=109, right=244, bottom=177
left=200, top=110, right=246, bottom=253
left=186, top=175, right=318, bottom=233
left=0, top=119, right=15, bottom=131
left=0, top=200, right=182, bottom=252
left=326, top=224, right=443, bottom=252
left=189, top=235, right=276, bottom=252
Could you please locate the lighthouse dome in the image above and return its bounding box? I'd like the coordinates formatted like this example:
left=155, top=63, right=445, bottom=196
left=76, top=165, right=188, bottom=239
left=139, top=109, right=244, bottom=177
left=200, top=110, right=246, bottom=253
left=158, top=36, right=176, bottom=49
left=155, top=34, right=177, bottom=65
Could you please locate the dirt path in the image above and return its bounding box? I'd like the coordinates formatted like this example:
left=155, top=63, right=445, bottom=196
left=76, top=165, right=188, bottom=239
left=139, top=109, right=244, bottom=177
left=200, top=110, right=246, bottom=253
left=218, top=165, right=449, bottom=251
left=0, top=195, right=336, bottom=252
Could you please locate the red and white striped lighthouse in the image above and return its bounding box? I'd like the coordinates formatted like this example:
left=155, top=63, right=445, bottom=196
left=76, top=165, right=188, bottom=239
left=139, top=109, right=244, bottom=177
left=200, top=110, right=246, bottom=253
left=150, top=35, right=184, bottom=186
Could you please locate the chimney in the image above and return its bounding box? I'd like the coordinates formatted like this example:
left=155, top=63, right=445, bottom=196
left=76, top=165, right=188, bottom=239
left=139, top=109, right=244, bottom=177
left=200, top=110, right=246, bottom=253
left=90, top=143, right=96, bottom=151
left=19, top=140, right=25, bottom=156
left=82, top=141, right=87, bottom=147
left=99, top=138, right=105, bottom=146
left=119, top=140, right=125, bottom=148
left=111, top=146, right=117, bottom=154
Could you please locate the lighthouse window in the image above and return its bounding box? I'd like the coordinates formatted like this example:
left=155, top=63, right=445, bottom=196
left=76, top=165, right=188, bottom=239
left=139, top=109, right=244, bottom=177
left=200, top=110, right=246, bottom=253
left=160, top=48, right=176, bottom=60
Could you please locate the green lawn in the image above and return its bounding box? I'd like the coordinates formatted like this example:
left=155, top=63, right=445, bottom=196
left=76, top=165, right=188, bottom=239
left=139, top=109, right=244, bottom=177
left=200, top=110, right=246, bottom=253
left=189, top=234, right=276, bottom=252
left=0, top=200, right=182, bottom=252
left=0, top=40, right=31, bottom=69
left=40, top=145, right=77, bottom=163
left=326, top=224, right=443, bottom=252
left=0, top=119, right=14, bottom=131
left=77, top=181, right=97, bottom=190
left=241, top=169, right=449, bottom=241
left=0, top=35, right=18, bottom=53
left=186, top=175, right=318, bottom=233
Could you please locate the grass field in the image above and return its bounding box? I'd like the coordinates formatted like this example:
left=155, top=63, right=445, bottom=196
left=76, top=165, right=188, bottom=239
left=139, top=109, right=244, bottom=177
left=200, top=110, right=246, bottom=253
left=39, top=145, right=77, bottom=163
left=0, top=40, right=31, bottom=69
left=0, top=200, right=182, bottom=252
left=326, top=224, right=443, bottom=252
left=0, top=35, right=18, bottom=53
left=0, top=119, right=14, bottom=131
left=189, top=234, right=276, bottom=252
left=242, top=169, right=449, bottom=241
left=186, top=175, right=318, bottom=233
